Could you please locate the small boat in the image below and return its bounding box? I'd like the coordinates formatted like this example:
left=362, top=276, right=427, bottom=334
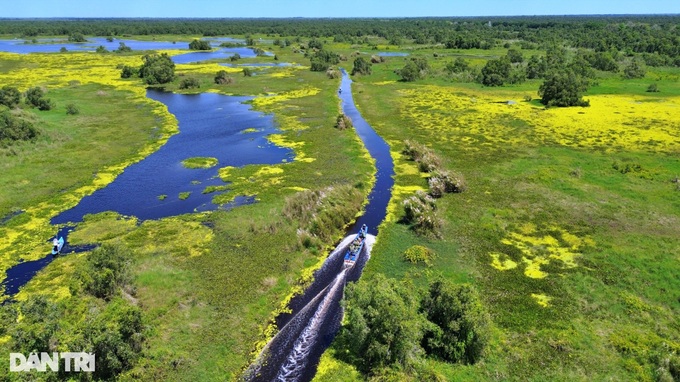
left=343, top=224, right=368, bottom=268
left=51, top=237, right=64, bottom=255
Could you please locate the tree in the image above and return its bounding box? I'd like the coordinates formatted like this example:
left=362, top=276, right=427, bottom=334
left=335, top=274, right=427, bottom=374
left=445, top=57, right=469, bottom=74
left=189, top=39, right=211, bottom=50
left=309, top=49, right=340, bottom=72
left=647, top=83, right=660, bottom=93
left=214, top=70, right=234, bottom=84
left=242, top=67, right=253, bottom=77
left=59, top=47, right=68, bottom=53
left=623, top=58, right=646, bottom=79
left=351, top=56, right=372, bottom=76
left=538, top=71, right=590, bottom=107
left=179, top=77, right=200, bottom=89
left=308, top=38, right=323, bottom=50
left=120, top=65, right=137, bottom=78
left=25, top=87, right=54, bottom=110
left=115, top=42, right=132, bottom=53
left=77, top=244, right=132, bottom=300
left=96, top=45, right=109, bottom=53
left=138, top=53, right=175, bottom=85
left=421, top=280, right=490, bottom=364
left=399, top=61, right=420, bottom=82
left=0, top=85, right=21, bottom=108
left=526, top=55, right=546, bottom=79
left=229, top=53, right=241, bottom=62
left=0, top=110, right=40, bottom=142
left=68, top=32, right=86, bottom=42
left=480, top=57, right=511, bottom=86
left=506, top=48, right=523, bottom=63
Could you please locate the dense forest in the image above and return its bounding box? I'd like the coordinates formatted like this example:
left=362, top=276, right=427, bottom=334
left=1, top=16, right=680, bottom=59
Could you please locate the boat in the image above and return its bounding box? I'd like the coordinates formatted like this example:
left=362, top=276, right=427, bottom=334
left=51, top=237, right=64, bottom=255
left=343, top=224, right=368, bottom=267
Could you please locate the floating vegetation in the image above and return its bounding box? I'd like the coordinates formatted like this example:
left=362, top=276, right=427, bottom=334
left=179, top=191, right=191, bottom=200
left=182, top=156, right=218, bottom=169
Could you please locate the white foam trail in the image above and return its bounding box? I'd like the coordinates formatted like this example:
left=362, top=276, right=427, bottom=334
left=275, top=270, right=348, bottom=381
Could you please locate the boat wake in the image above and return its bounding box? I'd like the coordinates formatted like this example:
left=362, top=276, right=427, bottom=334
left=244, top=234, right=375, bottom=382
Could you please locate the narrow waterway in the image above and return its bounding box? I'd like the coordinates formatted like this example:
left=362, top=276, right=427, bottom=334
left=245, top=69, right=394, bottom=382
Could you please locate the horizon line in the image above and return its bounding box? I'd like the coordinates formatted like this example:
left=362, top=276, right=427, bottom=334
left=1, top=14, right=679, bottom=20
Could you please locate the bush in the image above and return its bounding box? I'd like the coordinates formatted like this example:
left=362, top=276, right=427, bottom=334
left=214, top=70, right=234, bottom=84
left=335, top=114, right=353, bottom=130
left=403, top=245, right=436, bottom=266
left=242, top=67, right=253, bottom=77
left=59, top=47, right=68, bottom=53
left=428, top=176, right=446, bottom=198
left=189, top=39, right=211, bottom=50
left=421, top=280, right=490, bottom=364
left=66, top=103, right=80, bottom=115
left=25, top=87, right=54, bottom=110
left=120, top=65, right=138, bottom=78
left=352, top=56, right=372, bottom=75
left=647, top=83, right=660, bottom=93
left=139, top=53, right=175, bottom=84
left=623, top=58, right=646, bottom=79
left=539, top=71, right=590, bottom=107
left=0, top=110, right=40, bottom=143
left=402, top=140, right=428, bottom=161
left=403, top=191, right=441, bottom=237
left=335, top=274, right=427, bottom=374
left=229, top=53, right=241, bottom=61
left=310, top=49, right=340, bottom=72
left=10, top=296, right=59, bottom=353
left=78, top=244, right=132, bottom=300
left=96, top=45, right=109, bottom=53
left=115, top=42, right=132, bottom=53
left=431, top=169, right=467, bottom=193
left=179, top=77, right=200, bottom=89
left=326, top=68, right=340, bottom=79
left=480, top=57, right=511, bottom=86
left=445, top=57, right=469, bottom=74
left=399, top=61, right=421, bottom=82
left=0, top=85, right=21, bottom=108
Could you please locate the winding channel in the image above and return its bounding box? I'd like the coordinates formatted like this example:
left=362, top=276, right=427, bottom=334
left=245, top=69, right=395, bottom=382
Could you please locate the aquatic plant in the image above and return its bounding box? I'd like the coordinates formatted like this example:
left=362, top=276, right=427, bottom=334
left=403, top=245, right=436, bottom=266
left=181, top=157, right=218, bottom=169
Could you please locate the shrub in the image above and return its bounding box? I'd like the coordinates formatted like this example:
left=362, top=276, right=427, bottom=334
left=10, top=296, right=59, bottom=353
left=242, top=67, right=253, bottom=77
left=421, top=281, right=490, bottom=364
left=66, top=103, right=80, bottom=115
left=96, top=45, right=109, bottom=53
left=78, top=244, right=132, bottom=300
left=189, top=39, right=211, bottom=50
left=445, top=57, right=469, bottom=74
left=25, top=87, right=54, bottom=110
left=0, top=85, right=21, bottom=108
left=403, top=245, right=436, bottom=266
left=480, top=57, right=511, bottom=86
left=418, top=150, right=441, bottom=173
left=335, top=274, right=427, bottom=374
left=179, top=77, right=200, bottom=89
left=402, top=140, right=428, bottom=161
left=403, top=191, right=442, bottom=237
left=431, top=169, right=467, bottom=193
left=399, top=61, right=421, bottom=82
left=352, top=56, right=372, bottom=75
left=139, top=53, right=175, bottom=84
left=115, top=42, right=132, bottom=53
left=214, top=70, right=234, bottom=84
left=623, top=58, right=646, bottom=79
left=0, top=110, right=40, bottom=143
left=310, top=49, right=340, bottom=72
left=120, top=65, right=137, bottom=78
left=335, top=114, right=353, bottom=130
left=326, top=68, right=340, bottom=79
left=428, top=176, right=446, bottom=198
left=59, top=47, right=68, bottom=53
left=230, top=53, right=241, bottom=61
left=647, top=83, right=660, bottom=93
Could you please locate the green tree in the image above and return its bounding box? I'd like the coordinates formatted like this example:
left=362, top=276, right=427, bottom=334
left=445, top=57, right=469, bottom=74
left=399, top=61, right=420, bottom=82
left=242, top=67, right=253, bottom=77
left=309, top=49, right=340, bottom=72
left=229, top=53, right=241, bottom=62
left=189, top=39, right=211, bottom=50
left=78, top=244, right=132, bottom=300
left=59, top=46, right=68, bottom=53
left=480, top=57, right=511, bottom=86
left=138, top=53, right=175, bottom=85
left=68, top=32, right=86, bottom=42
left=526, top=55, right=546, bottom=79
left=179, top=77, right=200, bottom=89
left=96, top=45, right=109, bottom=53
left=335, top=274, right=427, bottom=374
left=214, top=70, right=234, bottom=84
left=623, top=58, right=646, bottom=79
left=421, top=280, right=490, bottom=364
left=120, top=65, right=138, bottom=78
left=0, top=110, right=40, bottom=142
left=115, top=42, right=132, bottom=53
left=351, top=56, right=372, bottom=76
left=538, top=71, right=590, bottom=107
left=506, top=48, right=524, bottom=63
left=10, top=296, right=59, bottom=353
left=25, top=86, right=54, bottom=110
left=0, top=85, right=21, bottom=108
left=308, top=38, right=323, bottom=50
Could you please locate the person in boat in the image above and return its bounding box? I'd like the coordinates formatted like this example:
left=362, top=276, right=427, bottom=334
left=53, top=237, right=59, bottom=253
left=338, top=88, right=342, bottom=94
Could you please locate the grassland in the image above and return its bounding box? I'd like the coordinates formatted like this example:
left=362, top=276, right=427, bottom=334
left=312, top=48, right=680, bottom=381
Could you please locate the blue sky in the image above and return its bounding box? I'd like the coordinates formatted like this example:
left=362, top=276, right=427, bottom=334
left=4, top=0, right=680, bottom=18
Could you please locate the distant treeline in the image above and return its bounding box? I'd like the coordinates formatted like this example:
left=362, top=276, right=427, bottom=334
left=1, top=16, right=679, bottom=56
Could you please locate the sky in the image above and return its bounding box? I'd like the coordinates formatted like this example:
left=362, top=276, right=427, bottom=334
left=2, top=0, right=680, bottom=18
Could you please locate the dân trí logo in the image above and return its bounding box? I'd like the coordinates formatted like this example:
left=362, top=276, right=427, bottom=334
left=10, top=352, right=95, bottom=372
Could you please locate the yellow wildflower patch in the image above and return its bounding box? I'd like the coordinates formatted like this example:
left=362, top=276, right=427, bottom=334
left=490, top=224, right=594, bottom=279
left=399, top=86, right=680, bottom=153
left=251, top=87, right=320, bottom=108
left=531, top=293, right=552, bottom=308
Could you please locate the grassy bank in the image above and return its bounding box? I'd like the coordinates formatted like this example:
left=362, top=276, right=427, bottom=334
left=314, top=51, right=680, bottom=380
